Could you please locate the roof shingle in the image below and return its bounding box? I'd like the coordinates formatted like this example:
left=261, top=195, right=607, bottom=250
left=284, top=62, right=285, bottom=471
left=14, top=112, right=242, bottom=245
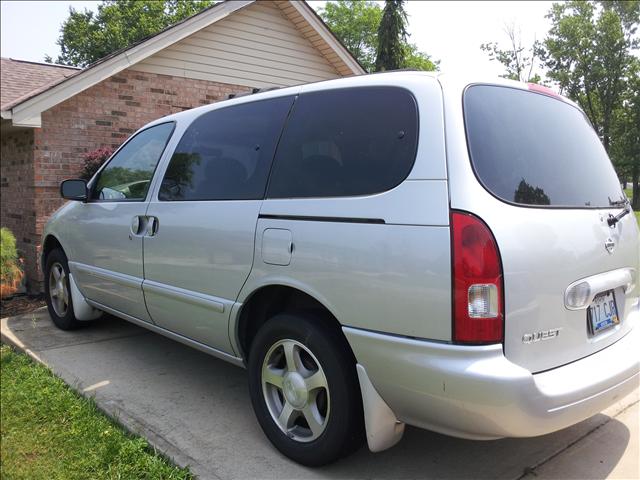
left=1, top=58, right=80, bottom=111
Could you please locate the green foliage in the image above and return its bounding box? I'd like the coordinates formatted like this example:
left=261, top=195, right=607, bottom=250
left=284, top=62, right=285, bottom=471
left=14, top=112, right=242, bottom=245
left=0, top=228, right=21, bottom=286
left=319, top=0, right=437, bottom=73
left=480, top=23, right=543, bottom=82
left=46, top=0, right=213, bottom=67
left=97, top=167, right=152, bottom=190
left=375, top=0, right=408, bottom=71
left=540, top=1, right=639, bottom=205
left=0, top=345, right=192, bottom=479
left=541, top=1, right=638, bottom=151
left=514, top=179, right=551, bottom=205
left=402, top=43, right=438, bottom=71
left=160, top=153, right=202, bottom=199
left=625, top=189, right=640, bottom=221
left=612, top=60, right=640, bottom=208
left=319, top=0, right=382, bottom=73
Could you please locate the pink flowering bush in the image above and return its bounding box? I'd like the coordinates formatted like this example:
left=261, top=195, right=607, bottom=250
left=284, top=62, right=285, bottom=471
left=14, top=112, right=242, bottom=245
left=79, top=146, right=115, bottom=180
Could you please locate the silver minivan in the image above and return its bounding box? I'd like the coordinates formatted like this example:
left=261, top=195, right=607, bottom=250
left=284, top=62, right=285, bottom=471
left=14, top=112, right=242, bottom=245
left=43, top=72, right=639, bottom=466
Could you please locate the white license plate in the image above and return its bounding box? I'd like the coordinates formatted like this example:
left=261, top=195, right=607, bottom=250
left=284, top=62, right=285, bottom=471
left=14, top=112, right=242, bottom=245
left=588, top=290, right=619, bottom=335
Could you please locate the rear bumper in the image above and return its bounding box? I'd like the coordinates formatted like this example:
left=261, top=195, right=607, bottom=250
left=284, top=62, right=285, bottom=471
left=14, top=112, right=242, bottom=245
left=343, top=322, right=639, bottom=440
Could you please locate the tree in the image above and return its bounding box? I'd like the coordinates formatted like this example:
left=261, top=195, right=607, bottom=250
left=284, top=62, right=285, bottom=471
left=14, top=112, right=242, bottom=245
left=375, top=0, right=408, bottom=71
left=46, top=0, right=213, bottom=67
left=540, top=1, right=638, bottom=153
left=318, top=0, right=437, bottom=73
left=480, top=23, right=542, bottom=83
left=611, top=60, right=640, bottom=208
left=403, top=43, right=439, bottom=71
left=514, top=179, right=551, bottom=206
left=319, top=0, right=382, bottom=73
left=540, top=1, right=639, bottom=206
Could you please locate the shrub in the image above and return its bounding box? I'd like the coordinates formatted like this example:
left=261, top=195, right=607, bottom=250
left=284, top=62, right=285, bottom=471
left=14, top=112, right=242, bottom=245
left=79, top=146, right=115, bottom=180
left=1, top=227, right=22, bottom=290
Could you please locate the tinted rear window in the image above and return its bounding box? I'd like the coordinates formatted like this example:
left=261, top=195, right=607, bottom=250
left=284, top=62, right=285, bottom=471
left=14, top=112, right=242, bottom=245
left=267, top=87, right=418, bottom=199
left=464, top=85, right=623, bottom=208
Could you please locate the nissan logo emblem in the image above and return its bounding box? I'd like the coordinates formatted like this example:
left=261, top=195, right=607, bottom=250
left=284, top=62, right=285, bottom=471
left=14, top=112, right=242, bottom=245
left=605, top=237, right=616, bottom=254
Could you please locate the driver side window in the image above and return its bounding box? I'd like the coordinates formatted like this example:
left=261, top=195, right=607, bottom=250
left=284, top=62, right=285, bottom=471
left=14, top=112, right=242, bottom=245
left=92, top=122, right=174, bottom=201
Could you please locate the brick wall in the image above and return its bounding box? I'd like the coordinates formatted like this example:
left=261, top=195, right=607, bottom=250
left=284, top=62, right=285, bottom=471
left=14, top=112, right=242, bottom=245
left=14, top=68, right=252, bottom=290
left=0, top=128, right=38, bottom=284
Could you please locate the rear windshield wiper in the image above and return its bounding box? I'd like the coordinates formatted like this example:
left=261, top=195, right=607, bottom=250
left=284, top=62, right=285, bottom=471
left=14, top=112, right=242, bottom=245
left=607, top=198, right=632, bottom=227
left=609, top=197, right=628, bottom=207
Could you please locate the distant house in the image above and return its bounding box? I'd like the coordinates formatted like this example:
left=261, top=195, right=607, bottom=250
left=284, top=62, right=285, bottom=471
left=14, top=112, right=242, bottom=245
left=0, top=0, right=364, bottom=290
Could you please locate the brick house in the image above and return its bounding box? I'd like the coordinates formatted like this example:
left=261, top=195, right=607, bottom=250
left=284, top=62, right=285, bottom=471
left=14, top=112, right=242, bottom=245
left=0, top=0, right=364, bottom=291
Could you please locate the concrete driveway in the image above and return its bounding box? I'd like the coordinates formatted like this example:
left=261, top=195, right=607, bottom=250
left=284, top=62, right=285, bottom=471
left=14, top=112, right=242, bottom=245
left=2, top=309, right=638, bottom=480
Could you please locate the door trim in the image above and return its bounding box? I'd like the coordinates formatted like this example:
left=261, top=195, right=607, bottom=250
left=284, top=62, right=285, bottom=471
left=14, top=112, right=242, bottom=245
left=142, top=279, right=226, bottom=313
left=86, top=299, right=244, bottom=367
left=70, top=261, right=141, bottom=289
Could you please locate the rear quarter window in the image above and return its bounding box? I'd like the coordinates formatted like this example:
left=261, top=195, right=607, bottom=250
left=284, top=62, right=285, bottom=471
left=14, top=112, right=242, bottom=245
left=267, top=86, right=419, bottom=199
left=463, top=85, right=623, bottom=208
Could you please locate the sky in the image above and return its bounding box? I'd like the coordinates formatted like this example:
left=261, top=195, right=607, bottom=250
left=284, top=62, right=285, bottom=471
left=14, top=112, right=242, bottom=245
left=1, top=0, right=553, bottom=78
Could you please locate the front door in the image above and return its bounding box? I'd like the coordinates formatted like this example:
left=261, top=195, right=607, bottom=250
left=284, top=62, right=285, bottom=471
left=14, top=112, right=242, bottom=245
left=143, top=96, right=294, bottom=352
left=69, top=122, right=175, bottom=322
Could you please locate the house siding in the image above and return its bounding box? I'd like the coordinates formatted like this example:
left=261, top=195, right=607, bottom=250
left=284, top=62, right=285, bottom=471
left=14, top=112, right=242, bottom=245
left=4, top=68, right=250, bottom=290
left=135, top=1, right=341, bottom=88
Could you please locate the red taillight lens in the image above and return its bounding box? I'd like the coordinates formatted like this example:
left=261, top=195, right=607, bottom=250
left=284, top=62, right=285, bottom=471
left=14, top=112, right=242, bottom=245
left=451, top=211, right=504, bottom=344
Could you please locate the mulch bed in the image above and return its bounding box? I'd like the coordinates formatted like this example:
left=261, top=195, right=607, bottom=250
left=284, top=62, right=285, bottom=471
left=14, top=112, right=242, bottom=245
left=0, top=295, right=46, bottom=318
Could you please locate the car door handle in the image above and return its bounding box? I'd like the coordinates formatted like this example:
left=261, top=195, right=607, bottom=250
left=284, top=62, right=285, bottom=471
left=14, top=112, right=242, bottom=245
left=130, top=216, right=158, bottom=238
left=130, top=216, right=144, bottom=236
left=146, top=216, right=159, bottom=237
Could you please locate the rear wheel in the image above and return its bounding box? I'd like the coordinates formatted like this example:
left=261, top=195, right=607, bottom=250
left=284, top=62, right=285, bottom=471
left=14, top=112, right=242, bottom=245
left=44, top=248, right=80, bottom=330
left=248, top=312, right=364, bottom=466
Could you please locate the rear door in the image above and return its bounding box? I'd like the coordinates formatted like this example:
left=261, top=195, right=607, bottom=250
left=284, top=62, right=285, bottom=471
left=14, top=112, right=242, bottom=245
left=455, top=83, right=639, bottom=373
left=142, top=96, right=294, bottom=353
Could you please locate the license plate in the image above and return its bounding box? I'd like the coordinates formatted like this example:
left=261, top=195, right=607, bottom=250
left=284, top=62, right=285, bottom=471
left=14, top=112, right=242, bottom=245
left=588, top=290, right=620, bottom=335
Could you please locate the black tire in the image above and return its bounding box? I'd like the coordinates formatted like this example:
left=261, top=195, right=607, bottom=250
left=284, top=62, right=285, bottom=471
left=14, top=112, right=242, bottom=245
left=248, top=312, right=364, bottom=466
left=44, top=248, right=81, bottom=330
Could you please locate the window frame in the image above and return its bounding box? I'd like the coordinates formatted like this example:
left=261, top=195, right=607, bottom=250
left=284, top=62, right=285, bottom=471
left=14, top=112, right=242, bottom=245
left=462, top=83, right=624, bottom=211
left=88, top=121, right=176, bottom=204
left=265, top=86, right=420, bottom=200
left=157, top=96, right=295, bottom=203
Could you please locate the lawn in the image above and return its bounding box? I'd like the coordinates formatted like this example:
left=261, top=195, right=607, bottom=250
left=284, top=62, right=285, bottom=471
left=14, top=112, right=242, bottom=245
left=624, top=188, right=640, bottom=223
left=0, top=345, right=192, bottom=480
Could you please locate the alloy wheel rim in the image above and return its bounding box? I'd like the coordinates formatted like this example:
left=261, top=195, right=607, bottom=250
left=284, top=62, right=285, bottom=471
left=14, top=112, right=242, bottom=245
left=48, top=262, right=69, bottom=317
left=261, top=339, right=330, bottom=442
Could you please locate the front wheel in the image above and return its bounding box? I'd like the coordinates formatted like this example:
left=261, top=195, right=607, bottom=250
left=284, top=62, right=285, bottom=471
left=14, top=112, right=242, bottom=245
left=248, top=312, right=364, bottom=466
left=44, top=248, right=81, bottom=330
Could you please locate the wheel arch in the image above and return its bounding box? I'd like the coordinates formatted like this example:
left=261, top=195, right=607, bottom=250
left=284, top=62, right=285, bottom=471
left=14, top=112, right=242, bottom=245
left=234, top=284, right=355, bottom=364
left=41, top=234, right=64, bottom=271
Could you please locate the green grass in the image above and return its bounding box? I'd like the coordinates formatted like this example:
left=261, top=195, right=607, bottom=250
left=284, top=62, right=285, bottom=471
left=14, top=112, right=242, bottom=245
left=624, top=188, right=640, bottom=223
left=0, top=345, right=192, bottom=480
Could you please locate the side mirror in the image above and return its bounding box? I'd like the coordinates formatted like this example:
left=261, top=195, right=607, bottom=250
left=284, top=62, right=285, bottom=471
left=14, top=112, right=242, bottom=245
left=60, top=179, right=88, bottom=201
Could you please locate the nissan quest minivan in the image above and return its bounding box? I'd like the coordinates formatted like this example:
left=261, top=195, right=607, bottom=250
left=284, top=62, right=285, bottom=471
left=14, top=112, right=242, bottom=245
left=43, top=72, right=639, bottom=466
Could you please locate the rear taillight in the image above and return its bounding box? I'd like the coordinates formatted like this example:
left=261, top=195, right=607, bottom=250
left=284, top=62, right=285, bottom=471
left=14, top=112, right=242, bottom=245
left=451, top=211, right=504, bottom=344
